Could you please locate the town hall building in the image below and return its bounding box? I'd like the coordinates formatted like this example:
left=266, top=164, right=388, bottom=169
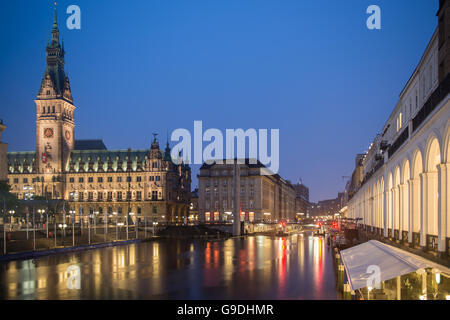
left=6, top=5, right=191, bottom=224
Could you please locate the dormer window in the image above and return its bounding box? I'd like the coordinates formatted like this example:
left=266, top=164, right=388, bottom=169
left=46, top=90, right=50, bottom=95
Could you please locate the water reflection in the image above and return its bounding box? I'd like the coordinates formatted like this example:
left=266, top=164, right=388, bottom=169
left=0, top=234, right=337, bottom=300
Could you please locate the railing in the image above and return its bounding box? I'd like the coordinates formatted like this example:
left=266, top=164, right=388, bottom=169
left=388, top=127, right=409, bottom=158
left=412, top=73, right=450, bottom=132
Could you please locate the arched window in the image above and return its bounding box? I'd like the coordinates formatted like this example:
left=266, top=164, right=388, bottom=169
left=52, top=106, right=55, bottom=113
left=42, top=107, right=45, bottom=114
left=47, top=106, right=50, bottom=113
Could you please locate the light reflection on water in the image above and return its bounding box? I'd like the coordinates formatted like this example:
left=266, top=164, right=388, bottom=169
left=0, top=234, right=337, bottom=300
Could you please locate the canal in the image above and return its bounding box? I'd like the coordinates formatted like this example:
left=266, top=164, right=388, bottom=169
left=0, top=233, right=337, bottom=299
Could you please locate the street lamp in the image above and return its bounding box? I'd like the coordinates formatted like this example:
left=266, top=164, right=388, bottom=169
left=8, top=210, right=15, bottom=231
left=126, top=210, right=129, bottom=240
left=58, top=224, right=67, bottom=247
left=88, top=211, right=91, bottom=245
left=117, top=222, right=124, bottom=240
left=69, top=210, right=75, bottom=246
left=93, top=211, right=99, bottom=235
left=70, top=192, right=82, bottom=234
left=152, top=222, right=158, bottom=237
left=113, top=212, right=118, bottom=241
left=37, top=209, right=44, bottom=235
left=129, top=212, right=137, bottom=239
left=104, top=209, right=108, bottom=242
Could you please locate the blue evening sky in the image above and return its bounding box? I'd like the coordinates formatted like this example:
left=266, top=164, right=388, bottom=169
left=0, top=0, right=438, bottom=202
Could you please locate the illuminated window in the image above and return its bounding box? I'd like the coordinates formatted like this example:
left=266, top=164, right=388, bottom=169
left=205, top=212, right=211, bottom=221
left=214, top=212, right=219, bottom=221
left=396, top=112, right=403, bottom=132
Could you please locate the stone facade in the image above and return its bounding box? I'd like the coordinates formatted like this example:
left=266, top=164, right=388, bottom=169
left=6, top=6, right=191, bottom=224
left=198, top=160, right=296, bottom=223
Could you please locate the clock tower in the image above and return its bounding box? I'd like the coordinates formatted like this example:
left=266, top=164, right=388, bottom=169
left=35, top=2, right=75, bottom=197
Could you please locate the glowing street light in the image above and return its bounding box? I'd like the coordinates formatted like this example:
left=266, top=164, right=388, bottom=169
left=69, top=209, right=75, bottom=246
left=113, top=212, right=118, bottom=240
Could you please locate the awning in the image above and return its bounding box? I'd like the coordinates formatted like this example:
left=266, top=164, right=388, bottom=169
left=340, top=240, right=450, bottom=291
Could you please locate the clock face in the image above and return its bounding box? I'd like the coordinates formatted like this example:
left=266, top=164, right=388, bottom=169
left=43, top=128, right=54, bottom=138
left=65, top=130, right=71, bottom=140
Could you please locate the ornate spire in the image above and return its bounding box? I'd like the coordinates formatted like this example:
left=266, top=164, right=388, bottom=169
left=164, top=131, right=172, bottom=161
left=53, top=1, right=58, bottom=30
left=50, top=1, right=60, bottom=48
left=38, top=1, right=70, bottom=101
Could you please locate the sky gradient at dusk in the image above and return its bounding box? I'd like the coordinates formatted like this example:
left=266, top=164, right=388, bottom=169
left=0, top=0, right=439, bottom=202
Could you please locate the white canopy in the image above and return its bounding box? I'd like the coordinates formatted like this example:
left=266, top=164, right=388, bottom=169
left=340, top=240, right=450, bottom=291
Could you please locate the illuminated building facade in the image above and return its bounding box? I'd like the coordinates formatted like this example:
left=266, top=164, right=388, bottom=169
left=198, top=159, right=296, bottom=223
left=6, top=6, right=191, bottom=223
left=346, top=1, right=450, bottom=258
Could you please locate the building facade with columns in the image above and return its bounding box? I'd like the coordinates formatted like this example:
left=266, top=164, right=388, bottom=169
left=346, top=0, right=450, bottom=258
left=198, top=159, right=296, bottom=223
left=6, top=6, right=191, bottom=223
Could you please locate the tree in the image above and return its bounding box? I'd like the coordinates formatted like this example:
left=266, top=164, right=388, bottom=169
left=0, top=181, right=18, bottom=210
